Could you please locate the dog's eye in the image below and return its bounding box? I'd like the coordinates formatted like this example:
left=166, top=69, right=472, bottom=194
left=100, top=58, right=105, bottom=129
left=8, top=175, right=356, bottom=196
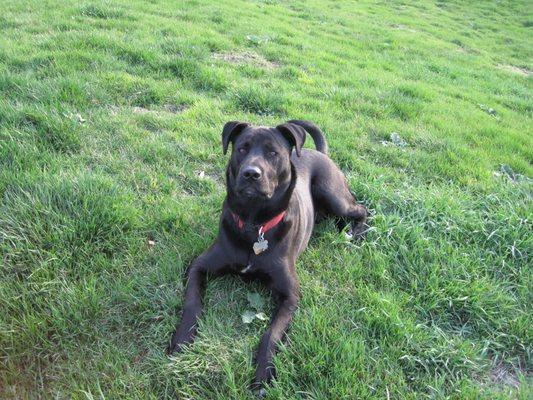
left=269, top=151, right=277, bottom=157
left=238, top=147, right=247, bottom=154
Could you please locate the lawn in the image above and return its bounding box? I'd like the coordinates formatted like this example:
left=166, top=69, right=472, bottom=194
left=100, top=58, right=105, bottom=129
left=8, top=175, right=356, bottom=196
left=0, top=0, right=531, bottom=398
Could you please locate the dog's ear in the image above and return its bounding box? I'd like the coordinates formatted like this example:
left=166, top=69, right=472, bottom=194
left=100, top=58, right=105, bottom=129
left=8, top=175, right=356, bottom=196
left=222, top=121, right=250, bottom=155
left=276, top=122, right=306, bottom=157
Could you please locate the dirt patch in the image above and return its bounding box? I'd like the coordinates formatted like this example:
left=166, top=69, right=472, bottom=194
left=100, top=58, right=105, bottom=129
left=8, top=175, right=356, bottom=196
left=163, top=103, right=188, bottom=113
left=390, top=24, right=417, bottom=33
left=489, top=364, right=522, bottom=388
left=132, top=106, right=150, bottom=115
left=497, top=64, right=531, bottom=77
left=111, top=104, right=189, bottom=116
left=494, top=164, right=532, bottom=183
left=212, top=51, right=280, bottom=70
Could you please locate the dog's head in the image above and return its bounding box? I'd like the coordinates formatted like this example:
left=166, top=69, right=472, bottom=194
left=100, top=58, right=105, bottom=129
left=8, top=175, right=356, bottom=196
left=222, top=121, right=306, bottom=200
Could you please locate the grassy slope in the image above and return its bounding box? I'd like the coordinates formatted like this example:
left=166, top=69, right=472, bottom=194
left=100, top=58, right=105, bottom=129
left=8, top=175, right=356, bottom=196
left=0, top=0, right=531, bottom=398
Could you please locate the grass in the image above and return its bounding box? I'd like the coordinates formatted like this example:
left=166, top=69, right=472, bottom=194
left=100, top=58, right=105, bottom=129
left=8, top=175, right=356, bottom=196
left=0, top=0, right=531, bottom=398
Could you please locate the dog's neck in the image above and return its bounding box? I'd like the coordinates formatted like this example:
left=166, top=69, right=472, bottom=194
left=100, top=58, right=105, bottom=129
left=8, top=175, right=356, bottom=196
left=226, top=163, right=296, bottom=225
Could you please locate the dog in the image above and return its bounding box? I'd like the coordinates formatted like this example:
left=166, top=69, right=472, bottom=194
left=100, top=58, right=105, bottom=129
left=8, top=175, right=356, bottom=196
left=167, top=120, right=368, bottom=394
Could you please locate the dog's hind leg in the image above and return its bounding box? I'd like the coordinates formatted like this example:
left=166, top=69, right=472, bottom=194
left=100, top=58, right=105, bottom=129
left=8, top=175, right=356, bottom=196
left=331, top=196, right=368, bottom=239
left=312, top=171, right=368, bottom=239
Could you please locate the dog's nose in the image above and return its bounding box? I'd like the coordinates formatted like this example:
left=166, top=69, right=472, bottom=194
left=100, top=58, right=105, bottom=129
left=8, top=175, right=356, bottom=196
left=242, top=166, right=262, bottom=180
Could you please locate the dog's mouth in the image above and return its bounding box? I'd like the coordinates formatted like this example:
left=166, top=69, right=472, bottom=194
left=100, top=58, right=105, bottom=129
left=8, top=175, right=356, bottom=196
left=238, top=186, right=271, bottom=199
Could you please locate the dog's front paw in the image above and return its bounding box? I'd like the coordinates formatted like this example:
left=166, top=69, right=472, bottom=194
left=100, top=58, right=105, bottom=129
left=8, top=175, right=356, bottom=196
left=251, top=365, right=275, bottom=397
left=166, top=343, right=178, bottom=355
left=252, top=387, right=267, bottom=398
left=166, top=334, right=188, bottom=355
left=349, top=221, right=369, bottom=240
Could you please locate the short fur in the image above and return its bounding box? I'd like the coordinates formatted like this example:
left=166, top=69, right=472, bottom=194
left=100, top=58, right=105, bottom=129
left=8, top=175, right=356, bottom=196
left=168, top=120, right=368, bottom=394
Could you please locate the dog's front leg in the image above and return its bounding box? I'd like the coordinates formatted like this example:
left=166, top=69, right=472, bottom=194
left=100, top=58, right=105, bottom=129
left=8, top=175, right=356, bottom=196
left=167, top=243, right=226, bottom=354
left=253, top=272, right=299, bottom=392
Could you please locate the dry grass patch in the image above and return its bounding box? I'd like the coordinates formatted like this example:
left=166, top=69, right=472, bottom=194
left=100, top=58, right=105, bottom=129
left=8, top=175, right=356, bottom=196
left=212, top=51, right=281, bottom=70
left=107, top=104, right=189, bottom=116
left=489, top=364, right=522, bottom=388
left=497, top=64, right=532, bottom=77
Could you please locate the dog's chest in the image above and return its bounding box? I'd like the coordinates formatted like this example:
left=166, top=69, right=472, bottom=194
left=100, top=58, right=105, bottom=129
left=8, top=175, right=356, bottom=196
left=236, top=249, right=267, bottom=275
left=240, top=262, right=253, bottom=274
left=234, top=257, right=270, bottom=282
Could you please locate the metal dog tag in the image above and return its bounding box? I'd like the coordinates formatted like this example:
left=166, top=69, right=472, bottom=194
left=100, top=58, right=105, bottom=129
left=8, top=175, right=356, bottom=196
left=253, top=238, right=268, bottom=254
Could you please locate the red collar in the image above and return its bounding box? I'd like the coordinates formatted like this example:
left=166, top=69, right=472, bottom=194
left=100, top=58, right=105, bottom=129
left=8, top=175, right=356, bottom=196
left=231, top=210, right=287, bottom=234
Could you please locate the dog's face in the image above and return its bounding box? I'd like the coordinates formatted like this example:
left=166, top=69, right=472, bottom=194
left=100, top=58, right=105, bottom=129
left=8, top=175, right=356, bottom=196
left=222, top=122, right=307, bottom=200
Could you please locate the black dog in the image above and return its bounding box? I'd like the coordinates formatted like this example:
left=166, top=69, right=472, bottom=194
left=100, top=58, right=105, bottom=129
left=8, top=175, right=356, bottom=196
left=168, top=120, right=368, bottom=393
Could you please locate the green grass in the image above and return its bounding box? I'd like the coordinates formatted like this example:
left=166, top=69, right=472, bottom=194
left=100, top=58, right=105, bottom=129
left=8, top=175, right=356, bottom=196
left=0, top=0, right=531, bottom=398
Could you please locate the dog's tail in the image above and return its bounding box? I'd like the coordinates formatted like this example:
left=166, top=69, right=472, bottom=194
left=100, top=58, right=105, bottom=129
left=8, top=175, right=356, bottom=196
left=287, top=120, right=328, bottom=155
